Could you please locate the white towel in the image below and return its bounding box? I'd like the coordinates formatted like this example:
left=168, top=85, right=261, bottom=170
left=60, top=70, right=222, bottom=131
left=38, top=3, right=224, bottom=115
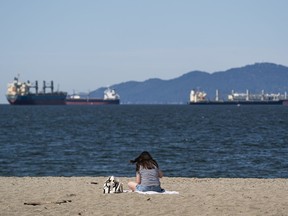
left=135, top=190, right=179, bottom=195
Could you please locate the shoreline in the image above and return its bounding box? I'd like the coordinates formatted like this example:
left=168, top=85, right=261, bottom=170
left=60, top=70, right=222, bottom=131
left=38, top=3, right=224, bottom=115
left=0, top=177, right=287, bottom=216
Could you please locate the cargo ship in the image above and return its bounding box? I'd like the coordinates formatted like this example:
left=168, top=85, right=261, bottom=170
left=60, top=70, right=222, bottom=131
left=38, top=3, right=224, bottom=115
left=66, top=88, right=120, bottom=105
left=189, top=89, right=288, bottom=105
left=6, top=76, right=67, bottom=105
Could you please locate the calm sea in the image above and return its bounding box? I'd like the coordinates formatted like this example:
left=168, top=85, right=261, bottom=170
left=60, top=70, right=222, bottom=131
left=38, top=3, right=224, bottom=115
left=0, top=104, right=287, bottom=178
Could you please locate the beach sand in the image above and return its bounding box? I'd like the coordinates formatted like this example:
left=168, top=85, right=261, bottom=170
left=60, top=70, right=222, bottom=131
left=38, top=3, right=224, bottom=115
left=0, top=177, right=287, bottom=216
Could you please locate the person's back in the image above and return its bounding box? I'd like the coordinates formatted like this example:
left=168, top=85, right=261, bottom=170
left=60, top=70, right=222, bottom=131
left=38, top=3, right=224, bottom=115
left=128, top=151, right=163, bottom=192
left=139, top=165, right=161, bottom=187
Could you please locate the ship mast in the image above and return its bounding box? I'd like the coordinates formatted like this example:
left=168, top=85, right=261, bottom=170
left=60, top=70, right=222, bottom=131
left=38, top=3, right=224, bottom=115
left=42, top=81, right=54, bottom=93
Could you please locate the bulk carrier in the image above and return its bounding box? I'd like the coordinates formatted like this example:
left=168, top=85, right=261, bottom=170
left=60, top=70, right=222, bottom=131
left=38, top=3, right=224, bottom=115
left=189, top=89, right=288, bottom=105
left=66, top=88, right=120, bottom=105
left=6, top=76, right=67, bottom=105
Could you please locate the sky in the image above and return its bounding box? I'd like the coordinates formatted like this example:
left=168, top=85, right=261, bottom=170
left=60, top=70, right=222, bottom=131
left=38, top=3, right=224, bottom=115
left=1, top=0, right=287, bottom=103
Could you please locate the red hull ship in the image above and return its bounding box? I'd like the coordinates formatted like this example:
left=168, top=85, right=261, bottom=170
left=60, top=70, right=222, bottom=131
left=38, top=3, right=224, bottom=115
left=66, top=88, right=120, bottom=105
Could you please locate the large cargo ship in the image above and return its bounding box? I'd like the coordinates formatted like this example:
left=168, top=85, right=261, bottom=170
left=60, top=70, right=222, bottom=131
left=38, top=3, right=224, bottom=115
left=66, top=88, right=120, bottom=105
left=6, top=76, right=67, bottom=105
left=189, top=89, right=288, bottom=105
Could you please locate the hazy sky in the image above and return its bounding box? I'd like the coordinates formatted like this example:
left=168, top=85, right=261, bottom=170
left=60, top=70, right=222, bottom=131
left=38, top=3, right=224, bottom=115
left=1, top=0, right=287, bottom=103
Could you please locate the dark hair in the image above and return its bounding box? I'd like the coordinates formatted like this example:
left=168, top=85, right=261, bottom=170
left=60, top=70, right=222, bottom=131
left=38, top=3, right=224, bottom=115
left=130, top=151, right=159, bottom=171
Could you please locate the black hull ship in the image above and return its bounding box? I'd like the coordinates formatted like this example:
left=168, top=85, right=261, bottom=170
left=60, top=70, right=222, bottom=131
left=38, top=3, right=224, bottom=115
left=189, top=89, right=288, bottom=105
left=6, top=77, right=67, bottom=105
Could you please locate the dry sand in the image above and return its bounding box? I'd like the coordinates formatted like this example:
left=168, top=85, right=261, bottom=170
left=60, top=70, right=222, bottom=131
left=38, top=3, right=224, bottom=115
left=0, top=177, right=287, bottom=216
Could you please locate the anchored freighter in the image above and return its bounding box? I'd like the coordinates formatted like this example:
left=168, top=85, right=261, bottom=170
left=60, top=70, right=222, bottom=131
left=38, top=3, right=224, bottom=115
left=66, top=88, right=120, bottom=105
left=6, top=76, right=67, bottom=105
left=189, top=89, right=288, bottom=105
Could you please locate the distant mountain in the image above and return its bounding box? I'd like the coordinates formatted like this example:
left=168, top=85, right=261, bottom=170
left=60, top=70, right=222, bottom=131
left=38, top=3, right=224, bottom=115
left=90, top=63, right=288, bottom=104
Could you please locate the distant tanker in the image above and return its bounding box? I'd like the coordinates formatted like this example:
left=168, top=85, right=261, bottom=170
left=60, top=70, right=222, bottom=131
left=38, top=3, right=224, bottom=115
left=66, top=88, right=120, bottom=105
left=189, top=89, right=288, bottom=105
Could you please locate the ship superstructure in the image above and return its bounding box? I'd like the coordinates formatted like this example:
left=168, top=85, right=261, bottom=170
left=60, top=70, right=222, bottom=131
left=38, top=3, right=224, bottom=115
left=190, top=90, right=207, bottom=103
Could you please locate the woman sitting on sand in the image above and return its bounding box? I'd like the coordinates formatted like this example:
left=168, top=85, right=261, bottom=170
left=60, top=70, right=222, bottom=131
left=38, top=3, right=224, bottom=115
left=128, top=151, right=164, bottom=192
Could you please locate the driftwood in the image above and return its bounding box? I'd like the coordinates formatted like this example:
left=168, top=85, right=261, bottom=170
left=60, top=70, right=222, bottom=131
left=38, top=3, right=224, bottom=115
left=90, top=182, right=98, bottom=184
left=24, top=199, right=72, bottom=206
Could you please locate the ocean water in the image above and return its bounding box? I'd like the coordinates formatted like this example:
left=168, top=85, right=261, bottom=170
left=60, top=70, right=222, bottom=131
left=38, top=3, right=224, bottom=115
left=0, top=104, right=287, bottom=178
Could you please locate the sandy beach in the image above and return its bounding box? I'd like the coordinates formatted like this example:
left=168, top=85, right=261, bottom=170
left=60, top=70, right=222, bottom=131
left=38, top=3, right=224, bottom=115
left=0, top=177, right=287, bottom=216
